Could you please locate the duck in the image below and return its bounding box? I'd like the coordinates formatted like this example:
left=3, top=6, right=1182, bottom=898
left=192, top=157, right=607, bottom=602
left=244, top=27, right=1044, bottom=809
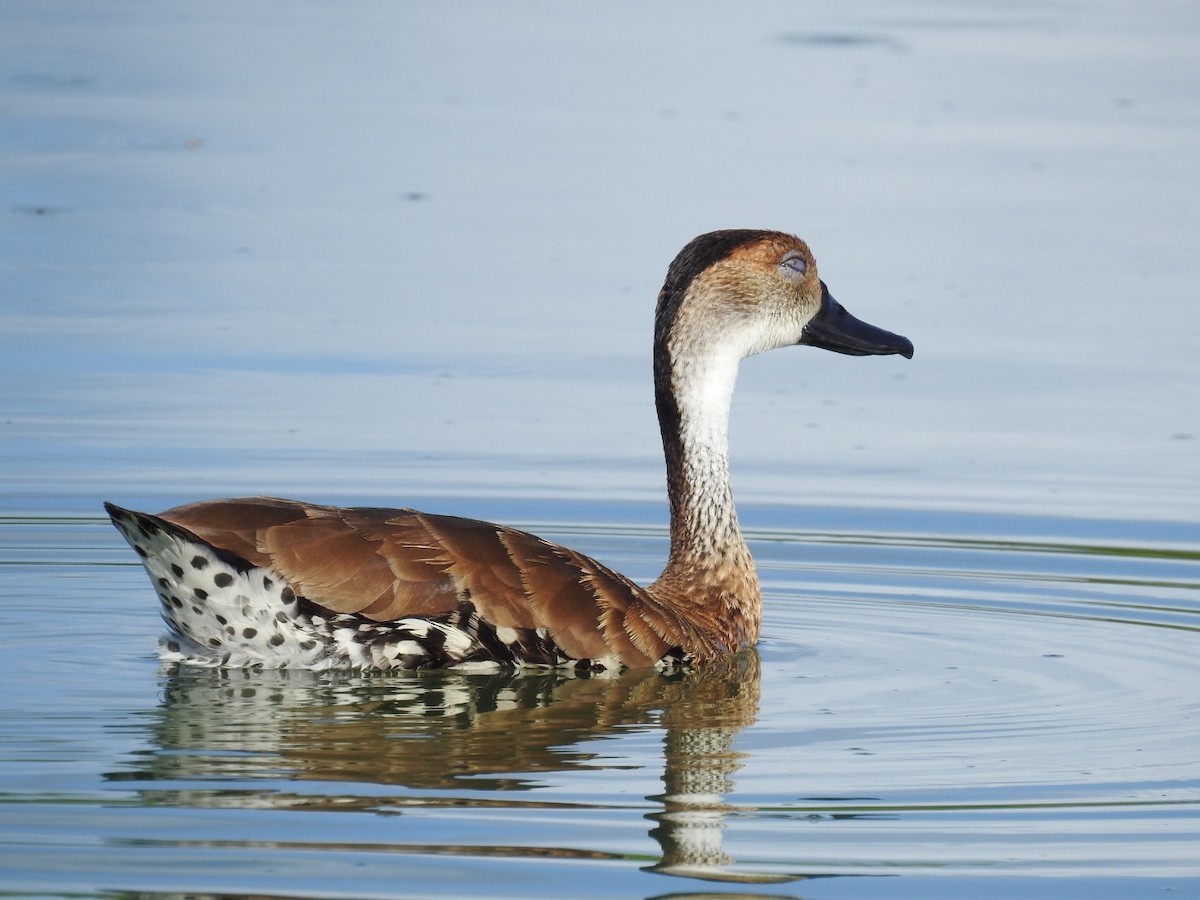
left=105, top=229, right=913, bottom=672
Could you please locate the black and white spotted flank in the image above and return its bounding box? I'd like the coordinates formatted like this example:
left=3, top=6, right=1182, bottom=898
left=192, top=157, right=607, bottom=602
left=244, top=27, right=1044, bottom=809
left=105, top=503, right=644, bottom=673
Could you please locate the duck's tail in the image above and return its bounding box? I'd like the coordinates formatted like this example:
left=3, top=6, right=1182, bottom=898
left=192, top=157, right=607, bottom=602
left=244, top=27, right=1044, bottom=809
left=104, top=502, right=331, bottom=668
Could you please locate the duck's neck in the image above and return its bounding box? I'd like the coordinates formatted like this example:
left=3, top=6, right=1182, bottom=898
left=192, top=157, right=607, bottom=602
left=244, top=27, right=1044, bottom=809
left=652, top=334, right=761, bottom=651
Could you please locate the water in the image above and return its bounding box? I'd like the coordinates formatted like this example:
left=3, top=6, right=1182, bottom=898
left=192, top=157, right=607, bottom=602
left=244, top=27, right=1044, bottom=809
left=2, top=1, right=1199, bottom=897
left=2, top=510, right=1198, bottom=896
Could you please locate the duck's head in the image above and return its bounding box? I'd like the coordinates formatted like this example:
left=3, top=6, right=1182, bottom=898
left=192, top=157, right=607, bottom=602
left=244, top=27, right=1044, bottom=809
left=656, top=229, right=914, bottom=362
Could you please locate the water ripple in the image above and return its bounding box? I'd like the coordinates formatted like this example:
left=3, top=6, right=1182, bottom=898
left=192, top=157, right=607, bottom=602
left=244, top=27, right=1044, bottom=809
left=1, top=513, right=1198, bottom=892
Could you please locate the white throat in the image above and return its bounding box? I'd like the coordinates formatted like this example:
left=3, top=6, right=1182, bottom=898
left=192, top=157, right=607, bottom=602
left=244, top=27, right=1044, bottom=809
left=669, top=344, right=744, bottom=557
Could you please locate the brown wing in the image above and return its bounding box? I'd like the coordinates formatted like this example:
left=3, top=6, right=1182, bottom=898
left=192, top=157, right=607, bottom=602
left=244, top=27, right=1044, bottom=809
left=160, top=496, right=674, bottom=666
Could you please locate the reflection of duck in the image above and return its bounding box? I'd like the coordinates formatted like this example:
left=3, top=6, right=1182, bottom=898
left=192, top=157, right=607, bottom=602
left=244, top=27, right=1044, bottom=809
left=105, top=230, right=912, bottom=671
left=109, top=652, right=796, bottom=882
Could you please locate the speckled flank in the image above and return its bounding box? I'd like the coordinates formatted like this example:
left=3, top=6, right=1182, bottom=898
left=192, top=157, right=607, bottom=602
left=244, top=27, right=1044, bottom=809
left=107, top=502, right=323, bottom=667
left=105, top=502, right=658, bottom=673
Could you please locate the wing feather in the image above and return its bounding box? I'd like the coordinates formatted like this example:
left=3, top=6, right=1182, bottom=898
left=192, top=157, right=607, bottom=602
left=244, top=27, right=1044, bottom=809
left=159, top=497, right=678, bottom=665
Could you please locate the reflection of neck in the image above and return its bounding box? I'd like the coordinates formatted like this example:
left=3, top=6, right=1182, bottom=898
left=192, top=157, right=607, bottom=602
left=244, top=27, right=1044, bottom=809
left=650, top=725, right=741, bottom=874
left=645, top=651, right=795, bottom=884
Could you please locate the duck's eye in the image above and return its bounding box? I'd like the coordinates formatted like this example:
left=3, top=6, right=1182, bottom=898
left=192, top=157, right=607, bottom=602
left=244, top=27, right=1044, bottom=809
left=780, top=255, right=807, bottom=278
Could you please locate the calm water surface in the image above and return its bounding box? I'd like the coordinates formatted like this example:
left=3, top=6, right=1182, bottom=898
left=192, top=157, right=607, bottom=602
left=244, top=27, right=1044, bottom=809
left=1, top=509, right=1198, bottom=897
left=3, top=1, right=1200, bottom=897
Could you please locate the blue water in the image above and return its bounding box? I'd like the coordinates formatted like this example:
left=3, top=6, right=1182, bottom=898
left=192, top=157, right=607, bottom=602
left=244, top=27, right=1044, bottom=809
left=2, top=507, right=1198, bottom=896
left=2, top=1, right=1199, bottom=897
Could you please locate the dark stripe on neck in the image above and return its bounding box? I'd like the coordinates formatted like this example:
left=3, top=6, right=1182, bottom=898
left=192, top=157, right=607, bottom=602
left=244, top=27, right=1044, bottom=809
left=652, top=230, right=780, bottom=535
